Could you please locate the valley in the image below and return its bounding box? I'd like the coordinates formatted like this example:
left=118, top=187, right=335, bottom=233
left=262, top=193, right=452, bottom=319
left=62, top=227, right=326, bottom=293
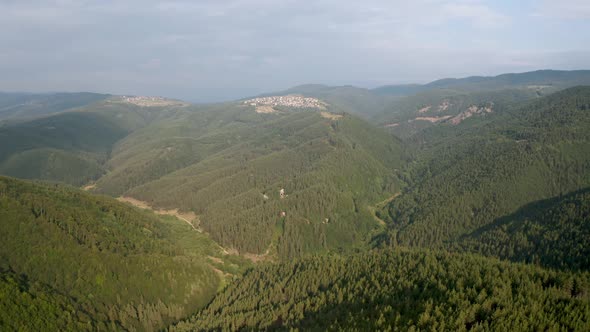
left=1, top=70, right=590, bottom=331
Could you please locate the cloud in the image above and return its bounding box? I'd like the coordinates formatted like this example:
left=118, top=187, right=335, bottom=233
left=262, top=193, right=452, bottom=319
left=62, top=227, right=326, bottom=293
left=533, top=0, right=590, bottom=19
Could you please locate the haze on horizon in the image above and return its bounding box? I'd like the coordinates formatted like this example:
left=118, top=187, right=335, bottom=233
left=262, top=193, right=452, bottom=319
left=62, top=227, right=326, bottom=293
left=2, top=0, right=590, bottom=102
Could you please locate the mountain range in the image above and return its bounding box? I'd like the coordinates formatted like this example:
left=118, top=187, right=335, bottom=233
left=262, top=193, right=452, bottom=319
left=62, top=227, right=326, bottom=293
left=1, top=69, right=589, bottom=331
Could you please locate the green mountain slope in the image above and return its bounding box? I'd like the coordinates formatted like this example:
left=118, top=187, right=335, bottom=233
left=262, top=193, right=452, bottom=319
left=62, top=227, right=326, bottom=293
left=94, top=103, right=404, bottom=259
left=0, top=176, right=246, bottom=331
left=380, top=87, right=590, bottom=249
left=456, top=188, right=590, bottom=271
left=172, top=249, right=590, bottom=331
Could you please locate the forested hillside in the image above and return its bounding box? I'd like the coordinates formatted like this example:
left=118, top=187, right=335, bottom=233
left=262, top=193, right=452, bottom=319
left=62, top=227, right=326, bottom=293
left=0, top=176, right=247, bottom=331
left=457, top=188, right=590, bottom=271
left=1, top=73, right=589, bottom=331
left=94, top=103, right=404, bottom=259
left=380, top=86, right=590, bottom=249
left=172, top=249, right=590, bottom=331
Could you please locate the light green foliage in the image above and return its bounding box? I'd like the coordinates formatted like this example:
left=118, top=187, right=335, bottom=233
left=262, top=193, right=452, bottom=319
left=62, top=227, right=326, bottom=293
left=0, top=176, right=247, bottom=331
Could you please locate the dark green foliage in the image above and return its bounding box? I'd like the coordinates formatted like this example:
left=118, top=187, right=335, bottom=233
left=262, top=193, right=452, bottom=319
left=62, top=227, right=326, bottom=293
left=0, top=176, right=230, bottom=331
left=381, top=87, right=590, bottom=249
left=457, top=188, right=590, bottom=271
left=172, top=249, right=590, bottom=331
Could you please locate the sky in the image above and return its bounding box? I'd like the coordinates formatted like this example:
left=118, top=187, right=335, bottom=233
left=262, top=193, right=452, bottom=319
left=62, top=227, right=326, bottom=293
left=1, top=0, right=590, bottom=102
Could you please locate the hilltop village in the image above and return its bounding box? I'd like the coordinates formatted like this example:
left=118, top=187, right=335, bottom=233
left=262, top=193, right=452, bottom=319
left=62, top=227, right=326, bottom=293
left=243, top=95, right=327, bottom=109
left=117, top=96, right=187, bottom=107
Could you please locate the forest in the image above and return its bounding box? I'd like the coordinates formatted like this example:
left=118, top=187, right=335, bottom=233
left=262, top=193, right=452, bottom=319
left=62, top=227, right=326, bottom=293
left=0, top=72, right=589, bottom=331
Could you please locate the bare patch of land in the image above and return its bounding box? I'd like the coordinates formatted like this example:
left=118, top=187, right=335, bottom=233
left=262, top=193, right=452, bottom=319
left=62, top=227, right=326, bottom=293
left=368, top=192, right=401, bottom=226
left=417, top=106, right=432, bottom=114
left=117, top=196, right=200, bottom=231
left=255, top=105, right=278, bottom=114
left=449, top=104, right=493, bottom=125
left=242, top=247, right=274, bottom=263
left=410, top=116, right=452, bottom=123
left=320, top=111, right=343, bottom=120
left=82, top=183, right=96, bottom=191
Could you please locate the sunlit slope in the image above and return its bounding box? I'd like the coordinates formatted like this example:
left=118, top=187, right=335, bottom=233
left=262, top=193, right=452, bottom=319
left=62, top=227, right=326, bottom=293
left=0, top=176, right=242, bottom=331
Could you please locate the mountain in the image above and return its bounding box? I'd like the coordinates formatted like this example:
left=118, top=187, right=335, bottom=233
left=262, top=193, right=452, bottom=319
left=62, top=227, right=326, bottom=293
left=0, top=176, right=248, bottom=331
left=373, top=70, right=590, bottom=96
left=456, top=188, right=590, bottom=271
left=92, top=100, right=405, bottom=259
left=171, top=249, right=590, bottom=331
left=379, top=86, right=590, bottom=250
left=372, top=70, right=590, bottom=138
left=0, top=92, right=109, bottom=122
left=1, top=72, right=590, bottom=330
left=422, top=69, right=590, bottom=92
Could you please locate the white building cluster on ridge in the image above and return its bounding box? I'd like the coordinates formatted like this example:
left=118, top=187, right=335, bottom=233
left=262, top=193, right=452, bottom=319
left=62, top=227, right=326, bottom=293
left=243, top=95, right=326, bottom=109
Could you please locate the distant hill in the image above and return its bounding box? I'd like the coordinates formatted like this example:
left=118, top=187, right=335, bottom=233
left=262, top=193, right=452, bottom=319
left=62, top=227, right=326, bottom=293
left=0, top=92, right=109, bottom=122
left=422, top=69, right=590, bottom=91
left=374, top=70, right=590, bottom=96
left=172, top=249, right=590, bottom=331
left=373, top=70, right=590, bottom=138
left=0, top=176, right=245, bottom=331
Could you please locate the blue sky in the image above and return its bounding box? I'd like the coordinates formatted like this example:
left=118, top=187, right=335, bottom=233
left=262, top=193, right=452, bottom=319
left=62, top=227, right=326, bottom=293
left=1, top=0, right=589, bottom=101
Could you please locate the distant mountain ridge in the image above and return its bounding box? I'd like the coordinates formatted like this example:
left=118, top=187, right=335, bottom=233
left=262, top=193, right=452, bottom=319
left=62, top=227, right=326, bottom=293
left=373, top=69, right=590, bottom=95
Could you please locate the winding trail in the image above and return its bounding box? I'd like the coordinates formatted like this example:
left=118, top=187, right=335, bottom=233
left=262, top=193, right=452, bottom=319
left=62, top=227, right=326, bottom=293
left=368, top=192, right=401, bottom=227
